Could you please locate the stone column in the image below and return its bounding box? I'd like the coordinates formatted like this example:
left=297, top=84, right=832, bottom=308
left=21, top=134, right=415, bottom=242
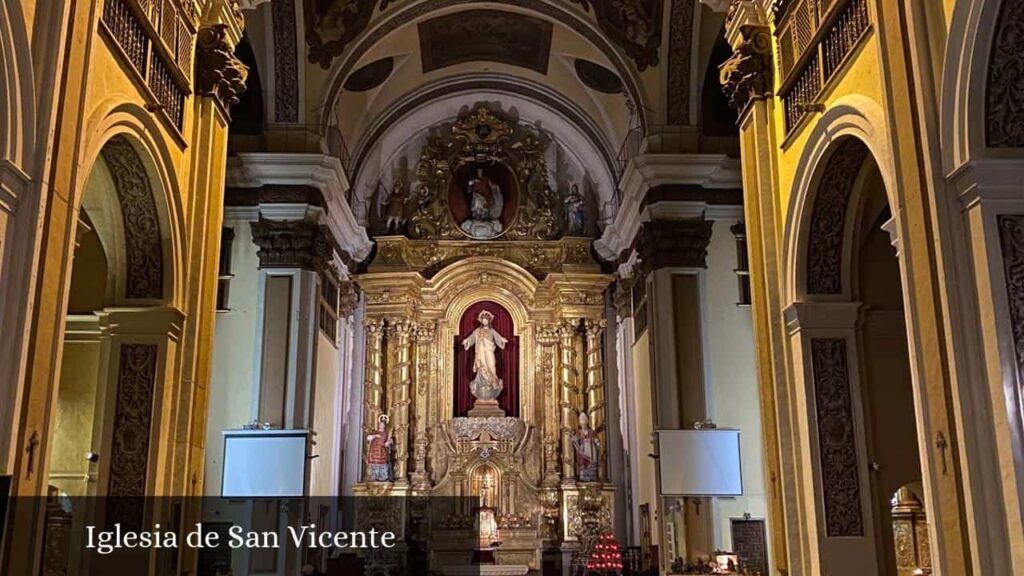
left=584, top=319, right=607, bottom=479
left=785, top=301, right=879, bottom=574
left=721, top=3, right=790, bottom=570
left=361, top=318, right=384, bottom=481
left=386, top=319, right=413, bottom=483
left=537, top=323, right=561, bottom=487
left=410, top=321, right=434, bottom=491
left=559, top=319, right=581, bottom=481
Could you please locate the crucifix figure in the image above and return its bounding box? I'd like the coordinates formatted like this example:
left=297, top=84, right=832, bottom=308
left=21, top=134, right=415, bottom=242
left=25, top=430, right=39, bottom=479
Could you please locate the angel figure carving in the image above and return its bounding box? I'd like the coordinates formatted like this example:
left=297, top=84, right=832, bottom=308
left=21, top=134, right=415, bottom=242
left=461, top=310, right=508, bottom=401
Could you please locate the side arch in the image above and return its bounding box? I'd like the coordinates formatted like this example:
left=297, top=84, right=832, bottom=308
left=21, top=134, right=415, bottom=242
left=783, top=96, right=897, bottom=303
left=0, top=0, right=35, bottom=200
left=76, top=104, right=187, bottom=307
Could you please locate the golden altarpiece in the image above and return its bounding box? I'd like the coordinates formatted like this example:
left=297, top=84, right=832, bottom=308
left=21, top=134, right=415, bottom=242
left=352, top=107, right=615, bottom=569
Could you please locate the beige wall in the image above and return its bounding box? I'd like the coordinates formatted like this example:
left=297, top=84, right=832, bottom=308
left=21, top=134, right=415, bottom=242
left=705, top=219, right=769, bottom=550
left=50, top=339, right=101, bottom=497
left=310, top=330, right=340, bottom=496
left=204, top=221, right=261, bottom=497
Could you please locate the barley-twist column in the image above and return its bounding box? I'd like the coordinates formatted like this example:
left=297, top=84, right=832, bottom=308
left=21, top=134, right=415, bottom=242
left=362, top=318, right=385, bottom=481
left=537, top=323, right=561, bottom=487
left=410, top=321, right=435, bottom=491
left=584, top=318, right=607, bottom=478
left=386, top=319, right=413, bottom=482
left=559, top=319, right=581, bottom=480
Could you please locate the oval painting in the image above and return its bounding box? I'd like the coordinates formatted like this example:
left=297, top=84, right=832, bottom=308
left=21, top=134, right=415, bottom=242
left=448, top=161, right=519, bottom=239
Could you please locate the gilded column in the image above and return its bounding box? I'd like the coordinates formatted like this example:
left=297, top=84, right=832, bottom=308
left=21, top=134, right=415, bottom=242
left=386, top=319, right=413, bottom=482
left=537, top=323, right=561, bottom=487
left=362, top=318, right=385, bottom=481
left=584, top=319, right=607, bottom=478
left=410, top=320, right=435, bottom=491
left=559, top=319, right=581, bottom=480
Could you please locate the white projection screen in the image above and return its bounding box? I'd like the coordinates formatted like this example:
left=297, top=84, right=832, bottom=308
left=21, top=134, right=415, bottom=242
left=657, top=429, right=743, bottom=496
left=221, top=430, right=309, bottom=498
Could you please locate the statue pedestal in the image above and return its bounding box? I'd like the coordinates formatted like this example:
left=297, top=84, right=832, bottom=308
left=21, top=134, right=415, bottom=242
left=468, top=399, right=506, bottom=418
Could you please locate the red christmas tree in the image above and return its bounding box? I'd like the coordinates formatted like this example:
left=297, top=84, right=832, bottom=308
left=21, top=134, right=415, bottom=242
left=585, top=533, right=624, bottom=575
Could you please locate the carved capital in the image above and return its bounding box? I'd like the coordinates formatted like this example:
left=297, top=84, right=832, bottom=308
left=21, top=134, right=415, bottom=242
left=634, top=219, right=714, bottom=272
left=584, top=319, right=607, bottom=338
left=719, top=24, right=773, bottom=113
left=250, top=219, right=339, bottom=272
left=195, top=24, right=248, bottom=111
left=536, top=323, right=561, bottom=345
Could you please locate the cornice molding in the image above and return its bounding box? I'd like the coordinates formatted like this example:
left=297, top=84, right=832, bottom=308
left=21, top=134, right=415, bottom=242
left=227, top=153, right=373, bottom=261
left=595, top=153, right=742, bottom=260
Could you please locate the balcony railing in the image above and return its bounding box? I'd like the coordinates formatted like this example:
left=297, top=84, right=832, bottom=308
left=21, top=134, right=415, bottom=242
left=101, top=0, right=195, bottom=131
left=776, top=0, right=871, bottom=134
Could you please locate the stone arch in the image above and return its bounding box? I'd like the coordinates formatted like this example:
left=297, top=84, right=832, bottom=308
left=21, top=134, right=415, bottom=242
left=942, top=0, right=1024, bottom=170
left=0, top=0, right=35, bottom=196
left=317, top=1, right=649, bottom=133
left=76, top=104, right=186, bottom=306
left=783, top=96, right=897, bottom=303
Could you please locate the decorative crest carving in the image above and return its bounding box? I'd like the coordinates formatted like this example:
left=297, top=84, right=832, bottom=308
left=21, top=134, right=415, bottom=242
left=406, top=106, right=560, bottom=241
left=195, top=24, right=248, bottom=111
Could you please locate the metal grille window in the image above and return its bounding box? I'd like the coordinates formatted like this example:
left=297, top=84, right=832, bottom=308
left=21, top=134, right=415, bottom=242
left=732, top=222, right=752, bottom=307
left=216, top=227, right=234, bottom=311
left=319, top=274, right=340, bottom=343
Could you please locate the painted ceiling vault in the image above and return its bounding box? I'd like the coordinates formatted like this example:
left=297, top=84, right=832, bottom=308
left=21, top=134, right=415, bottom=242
left=235, top=0, right=737, bottom=238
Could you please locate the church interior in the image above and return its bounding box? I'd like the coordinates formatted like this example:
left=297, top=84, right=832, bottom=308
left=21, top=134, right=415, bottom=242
left=2, top=0, right=1024, bottom=575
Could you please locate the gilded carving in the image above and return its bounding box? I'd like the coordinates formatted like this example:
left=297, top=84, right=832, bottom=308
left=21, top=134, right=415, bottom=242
left=987, top=0, right=1024, bottom=147
left=403, top=106, right=562, bottom=241
left=809, top=338, right=863, bottom=537
left=806, top=139, right=868, bottom=295
left=100, top=136, right=164, bottom=300
left=195, top=24, right=248, bottom=111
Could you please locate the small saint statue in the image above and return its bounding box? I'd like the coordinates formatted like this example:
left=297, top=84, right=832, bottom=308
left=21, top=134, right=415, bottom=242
left=565, top=183, right=585, bottom=235
left=366, top=414, right=393, bottom=482
left=381, top=177, right=408, bottom=234
left=462, top=310, right=508, bottom=402
left=572, top=412, right=601, bottom=482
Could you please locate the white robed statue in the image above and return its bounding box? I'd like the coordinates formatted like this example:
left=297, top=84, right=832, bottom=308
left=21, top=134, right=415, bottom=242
left=462, top=310, right=508, bottom=402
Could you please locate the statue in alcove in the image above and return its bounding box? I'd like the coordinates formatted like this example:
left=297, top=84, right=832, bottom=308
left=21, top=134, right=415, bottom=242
left=572, top=412, right=601, bottom=482
left=461, top=167, right=504, bottom=238
left=380, top=177, right=409, bottom=234
left=565, top=182, right=586, bottom=235
left=462, top=310, right=508, bottom=405
left=366, top=415, right=394, bottom=482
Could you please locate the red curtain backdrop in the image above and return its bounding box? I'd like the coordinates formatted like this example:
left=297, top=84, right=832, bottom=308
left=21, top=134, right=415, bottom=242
left=454, top=301, right=519, bottom=417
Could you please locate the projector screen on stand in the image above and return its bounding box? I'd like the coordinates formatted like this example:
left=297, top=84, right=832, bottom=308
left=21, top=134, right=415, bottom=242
left=221, top=430, right=309, bottom=499
left=656, top=429, right=743, bottom=496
